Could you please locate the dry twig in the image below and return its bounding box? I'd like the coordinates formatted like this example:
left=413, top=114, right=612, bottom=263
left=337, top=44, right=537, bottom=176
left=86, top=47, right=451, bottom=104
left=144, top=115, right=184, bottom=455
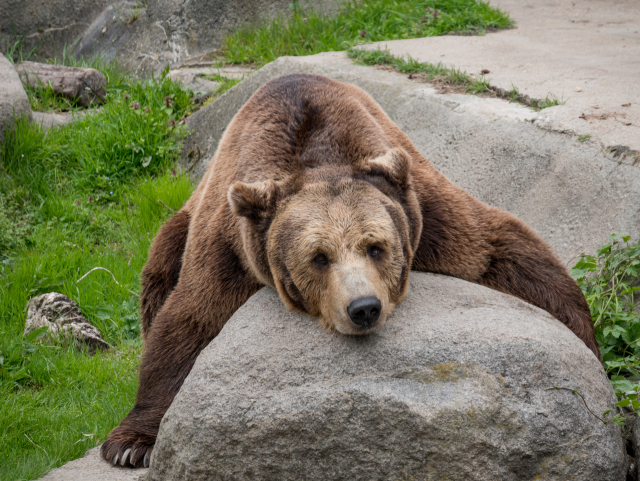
left=24, top=433, right=48, bottom=456
left=157, top=198, right=176, bottom=213
left=546, top=386, right=606, bottom=424
left=77, top=267, right=138, bottom=296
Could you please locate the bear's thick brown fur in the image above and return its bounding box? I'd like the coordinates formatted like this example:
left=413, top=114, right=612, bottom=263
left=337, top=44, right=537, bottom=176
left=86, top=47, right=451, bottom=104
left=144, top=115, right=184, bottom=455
left=102, top=74, right=599, bottom=468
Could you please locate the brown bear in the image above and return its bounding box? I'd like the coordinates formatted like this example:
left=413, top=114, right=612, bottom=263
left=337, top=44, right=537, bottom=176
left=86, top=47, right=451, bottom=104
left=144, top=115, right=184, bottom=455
left=102, top=73, right=600, bottom=468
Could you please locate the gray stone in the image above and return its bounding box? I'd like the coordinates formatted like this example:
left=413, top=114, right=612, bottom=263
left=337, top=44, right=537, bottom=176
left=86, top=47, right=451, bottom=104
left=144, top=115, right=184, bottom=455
left=25, top=293, right=110, bottom=354
left=0, top=54, right=32, bottom=145
left=168, top=66, right=253, bottom=101
left=38, top=447, right=147, bottom=481
left=181, top=52, right=640, bottom=263
left=32, top=111, right=85, bottom=131
left=168, top=69, right=220, bottom=97
left=149, top=272, right=625, bottom=481
left=0, top=0, right=113, bottom=62
left=167, top=66, right=252, bottom=85
left=16, top=62, right=107, bottom=106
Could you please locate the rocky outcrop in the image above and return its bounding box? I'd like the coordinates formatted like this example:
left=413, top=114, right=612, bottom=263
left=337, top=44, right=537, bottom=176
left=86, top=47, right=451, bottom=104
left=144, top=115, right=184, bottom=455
left=72, top=0, right=339, bottom=73
left=180, top=52, right=640, bottom=263
left=0, top=54, right=31, bottom=145
left=16, top=62, right=107, bottom=106
left=149, top=272, right=625, bottom=481
left=25, top=293, right=110, bottom=354
left=0, top=0, right=113, bottom=62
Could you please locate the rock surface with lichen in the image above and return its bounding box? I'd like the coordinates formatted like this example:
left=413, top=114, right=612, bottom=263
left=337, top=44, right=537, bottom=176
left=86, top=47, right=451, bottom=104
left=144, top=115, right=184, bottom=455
left=25, top=292, right=110, bottom=354
left=148, top=272, right=625, bottom=480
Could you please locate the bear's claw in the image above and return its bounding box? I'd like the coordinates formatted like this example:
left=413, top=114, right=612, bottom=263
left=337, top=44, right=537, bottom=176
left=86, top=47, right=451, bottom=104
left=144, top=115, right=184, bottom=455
left=120, top=448, right=131, bottom=466
left=144, top=449, right=152, bottom=468
left=101, top=437, right=154, bottom=468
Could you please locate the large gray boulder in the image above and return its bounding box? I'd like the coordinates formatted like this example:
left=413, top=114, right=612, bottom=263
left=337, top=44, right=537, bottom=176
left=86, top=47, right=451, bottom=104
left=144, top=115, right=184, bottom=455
left=149, top=272, right=625, bottom=481
left=0, top=54, right=31, bottom=145
left=181, top=52, right=640, bottom=263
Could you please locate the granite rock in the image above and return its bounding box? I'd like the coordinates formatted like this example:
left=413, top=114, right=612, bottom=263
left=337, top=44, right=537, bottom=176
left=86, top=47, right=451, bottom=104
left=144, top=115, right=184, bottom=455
left=149, top=272, right=625, bottom=481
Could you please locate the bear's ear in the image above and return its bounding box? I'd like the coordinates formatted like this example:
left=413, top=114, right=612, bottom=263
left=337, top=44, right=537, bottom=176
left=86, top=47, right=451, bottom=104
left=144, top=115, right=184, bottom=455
left=367, top=148, right=411, bottom=187
left=228, top=180, right=279, bottom=221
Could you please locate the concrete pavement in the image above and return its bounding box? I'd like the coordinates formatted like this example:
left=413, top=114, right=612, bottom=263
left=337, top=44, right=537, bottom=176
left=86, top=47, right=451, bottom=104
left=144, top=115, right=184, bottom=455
left=363, top=0, right=640, bottom=154
left=37, top=448, right=147, bottom=481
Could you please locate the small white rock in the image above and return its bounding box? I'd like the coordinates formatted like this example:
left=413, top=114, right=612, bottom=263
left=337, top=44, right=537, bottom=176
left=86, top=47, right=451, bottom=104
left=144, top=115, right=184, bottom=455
left=24, top=293, right=110, bottom=354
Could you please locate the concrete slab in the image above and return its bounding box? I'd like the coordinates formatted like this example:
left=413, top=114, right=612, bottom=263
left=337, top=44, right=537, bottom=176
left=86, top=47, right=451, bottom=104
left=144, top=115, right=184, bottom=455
left=38, top=447, right=147, bottom=481
left=182, top=52, right=640, bottom=263
left=167, top=66, right=253, bottom=85
left=361, top=0, right=640, bottom=153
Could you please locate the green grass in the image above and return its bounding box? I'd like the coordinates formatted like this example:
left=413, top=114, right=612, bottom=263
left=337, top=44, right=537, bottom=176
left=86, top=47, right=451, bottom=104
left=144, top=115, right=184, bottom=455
left=577, top=134, right=591, bottom=143
left=223, top=0, right=513, bottom=65
left=1, top=57, right=196, bottom=480
left=1, top=344, right=140, bottom=480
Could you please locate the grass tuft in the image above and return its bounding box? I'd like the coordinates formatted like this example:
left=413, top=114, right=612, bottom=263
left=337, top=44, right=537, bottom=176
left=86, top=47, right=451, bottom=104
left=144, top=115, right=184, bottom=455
left=530, top=94, right=564, bottom=112
left=348, top=47, right=491, bottom=94
left=200, top=73, right=245, bottom=107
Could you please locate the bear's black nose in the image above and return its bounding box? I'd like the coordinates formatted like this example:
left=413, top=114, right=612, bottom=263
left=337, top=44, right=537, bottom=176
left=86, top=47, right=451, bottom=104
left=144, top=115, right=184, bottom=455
left=347, top=296, right=382, bottom=327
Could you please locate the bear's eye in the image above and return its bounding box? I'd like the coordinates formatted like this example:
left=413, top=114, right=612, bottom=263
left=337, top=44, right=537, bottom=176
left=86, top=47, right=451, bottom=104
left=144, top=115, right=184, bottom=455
left=368, top=246, right=383, bottom=258
left=313, top=253, right=329, bottom=266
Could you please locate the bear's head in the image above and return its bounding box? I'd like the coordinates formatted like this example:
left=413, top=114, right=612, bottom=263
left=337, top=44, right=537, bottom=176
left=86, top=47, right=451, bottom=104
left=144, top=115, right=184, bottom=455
left=228, top=148, right=422, bottom=335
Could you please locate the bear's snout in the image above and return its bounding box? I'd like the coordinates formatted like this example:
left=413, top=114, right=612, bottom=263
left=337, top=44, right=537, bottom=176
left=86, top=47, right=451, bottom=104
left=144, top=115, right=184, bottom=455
left=347, top=296, right=382, bottom=327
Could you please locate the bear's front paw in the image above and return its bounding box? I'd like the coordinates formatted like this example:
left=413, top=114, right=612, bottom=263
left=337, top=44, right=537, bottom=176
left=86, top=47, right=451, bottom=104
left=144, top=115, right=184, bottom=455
left=101, top=428, right=155, bottom=468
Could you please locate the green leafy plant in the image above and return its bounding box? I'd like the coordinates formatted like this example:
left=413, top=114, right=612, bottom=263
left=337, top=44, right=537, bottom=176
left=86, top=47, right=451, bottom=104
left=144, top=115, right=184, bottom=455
left=571, top=235, right=640, bottom=422
left=94, top=296, right=141, bottom=340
